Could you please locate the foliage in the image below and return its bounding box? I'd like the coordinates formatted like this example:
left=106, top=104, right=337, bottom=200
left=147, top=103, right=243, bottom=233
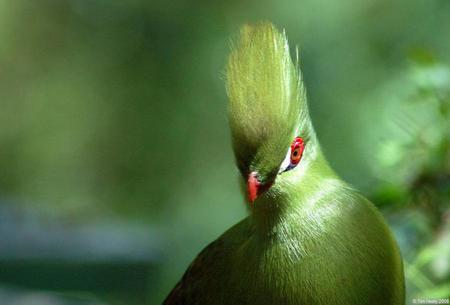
left=366, top=59, right=450, bottom=301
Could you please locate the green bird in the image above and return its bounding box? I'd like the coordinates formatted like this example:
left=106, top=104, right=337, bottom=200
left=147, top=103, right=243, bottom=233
left=163, top=22, right=405, bottom=305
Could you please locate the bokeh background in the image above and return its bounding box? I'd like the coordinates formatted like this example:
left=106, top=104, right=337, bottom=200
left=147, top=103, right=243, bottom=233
left=0, top=0, right=449, bottom=304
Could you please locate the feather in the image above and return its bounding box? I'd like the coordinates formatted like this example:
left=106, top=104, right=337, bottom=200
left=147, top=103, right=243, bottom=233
left=226, top=22, right=315, bottom=180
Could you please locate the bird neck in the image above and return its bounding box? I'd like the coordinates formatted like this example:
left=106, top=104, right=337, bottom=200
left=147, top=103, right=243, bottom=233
left=250, top=149, right=342, bottom=238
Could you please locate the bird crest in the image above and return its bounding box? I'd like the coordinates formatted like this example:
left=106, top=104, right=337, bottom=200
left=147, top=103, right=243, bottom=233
left=226, top=22, right=309, bottom=179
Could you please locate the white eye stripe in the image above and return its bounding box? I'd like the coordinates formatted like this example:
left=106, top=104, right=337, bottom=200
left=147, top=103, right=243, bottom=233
left=278, top=146, right=293, bottom=174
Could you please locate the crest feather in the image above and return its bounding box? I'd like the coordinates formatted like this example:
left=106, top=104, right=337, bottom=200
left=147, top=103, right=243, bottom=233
left=226, top=22, right=308, bottom=174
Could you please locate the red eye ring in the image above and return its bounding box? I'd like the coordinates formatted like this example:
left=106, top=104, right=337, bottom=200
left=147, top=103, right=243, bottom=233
left=290, top=137, right=305, bottom=165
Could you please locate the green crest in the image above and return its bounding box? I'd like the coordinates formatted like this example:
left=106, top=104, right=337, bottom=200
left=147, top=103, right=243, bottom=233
left=226, top=22, right=309, bottom=181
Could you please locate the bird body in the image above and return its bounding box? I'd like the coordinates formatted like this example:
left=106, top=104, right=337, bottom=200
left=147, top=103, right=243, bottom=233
left=164, top=22, right=405, bottom=305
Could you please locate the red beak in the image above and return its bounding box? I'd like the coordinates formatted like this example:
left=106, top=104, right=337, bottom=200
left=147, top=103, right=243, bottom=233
left=247, top=171, right=274, bottom=205
left=247, top=172, right=261, bottom=204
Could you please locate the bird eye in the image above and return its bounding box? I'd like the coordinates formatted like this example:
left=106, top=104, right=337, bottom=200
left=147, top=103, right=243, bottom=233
left=290, top=137, right=304, bottom=165
left=278, top=136, right=305, bottom=174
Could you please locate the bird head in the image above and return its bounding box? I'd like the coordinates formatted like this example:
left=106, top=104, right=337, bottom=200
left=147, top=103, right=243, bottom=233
left=226, top=22, right=316, bottom=206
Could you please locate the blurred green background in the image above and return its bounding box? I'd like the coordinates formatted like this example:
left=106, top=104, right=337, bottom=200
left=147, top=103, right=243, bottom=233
left=0, top=0, right=449, bottom=304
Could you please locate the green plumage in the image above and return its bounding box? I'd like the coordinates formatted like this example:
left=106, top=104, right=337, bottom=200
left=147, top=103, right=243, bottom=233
left=164, top=22, right=405, bottom=305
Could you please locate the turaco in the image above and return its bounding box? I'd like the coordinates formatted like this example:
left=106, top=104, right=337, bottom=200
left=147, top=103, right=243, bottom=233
left=163, top=22, right=405, bottom=305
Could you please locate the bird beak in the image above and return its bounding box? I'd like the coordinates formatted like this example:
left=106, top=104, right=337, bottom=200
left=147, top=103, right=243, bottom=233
left=247, top=172, right=260, bottom=204
left=247, top=171, right=273, bottom=205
